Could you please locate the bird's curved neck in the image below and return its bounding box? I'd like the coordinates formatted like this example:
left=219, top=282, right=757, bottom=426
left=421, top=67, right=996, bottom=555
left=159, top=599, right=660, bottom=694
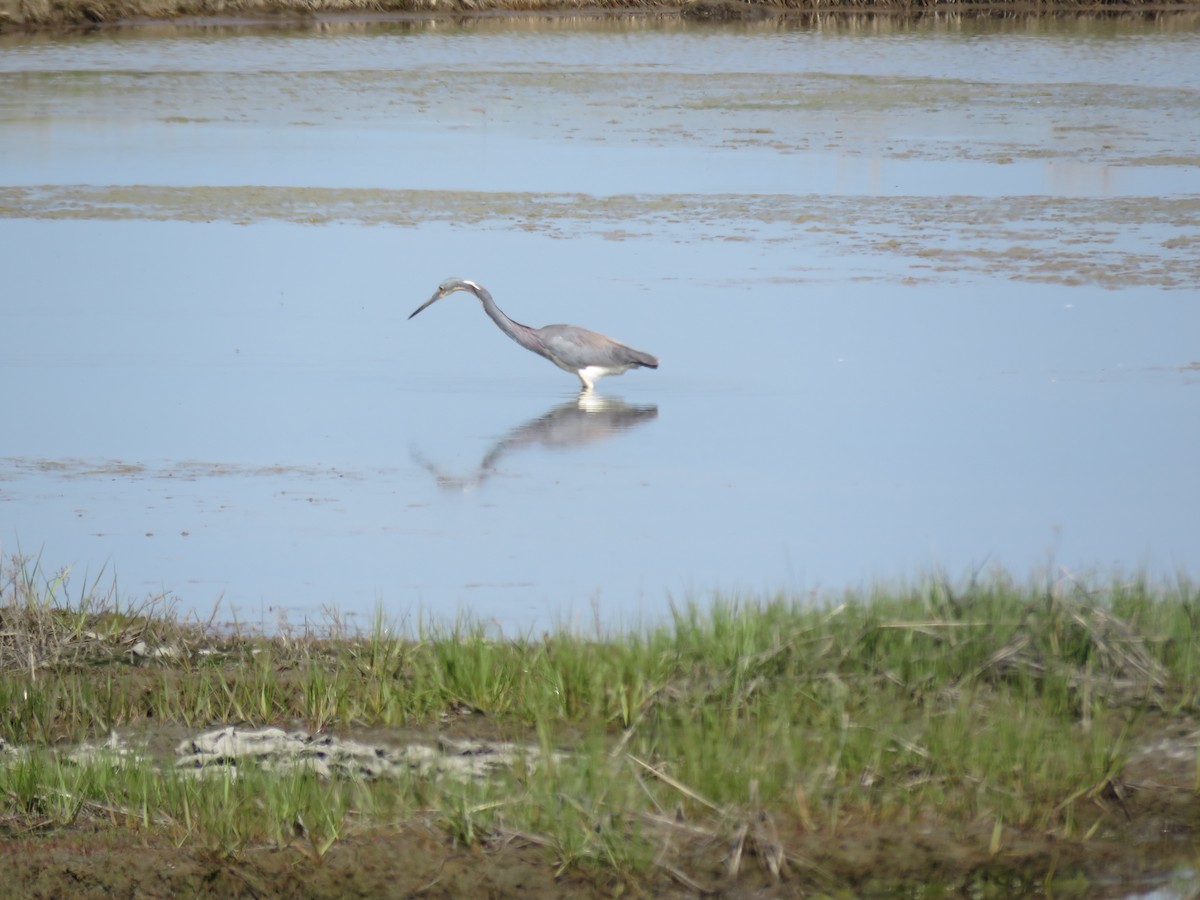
left=472, top=285, right=540, bottom=350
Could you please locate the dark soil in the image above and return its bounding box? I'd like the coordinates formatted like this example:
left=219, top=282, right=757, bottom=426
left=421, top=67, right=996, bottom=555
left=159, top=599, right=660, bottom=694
left=3, top=716, right=1198, bottom=898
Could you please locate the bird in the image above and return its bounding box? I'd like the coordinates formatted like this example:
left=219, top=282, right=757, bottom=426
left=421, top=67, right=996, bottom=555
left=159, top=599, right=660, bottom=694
left=408, top=278, right=659, bottom=392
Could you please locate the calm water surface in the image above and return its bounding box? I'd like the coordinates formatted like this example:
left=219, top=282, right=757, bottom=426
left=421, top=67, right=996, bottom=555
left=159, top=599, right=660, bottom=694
left=2, top=16, right=1198, bottom=632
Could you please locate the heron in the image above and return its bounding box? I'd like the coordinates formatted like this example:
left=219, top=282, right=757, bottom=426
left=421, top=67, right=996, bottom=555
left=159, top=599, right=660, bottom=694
left=408, top=278, right=659, bottom=391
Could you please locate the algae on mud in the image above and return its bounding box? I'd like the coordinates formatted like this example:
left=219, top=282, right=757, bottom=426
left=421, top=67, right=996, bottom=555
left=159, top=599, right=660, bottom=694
left=1, top=554, right=1199, bottom=896
left=4, top=185, right=1199, bottom=290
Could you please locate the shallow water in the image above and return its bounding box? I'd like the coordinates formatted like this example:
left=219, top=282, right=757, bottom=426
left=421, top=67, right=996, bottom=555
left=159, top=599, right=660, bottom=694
left=2, top=15, right=1199, bottom=632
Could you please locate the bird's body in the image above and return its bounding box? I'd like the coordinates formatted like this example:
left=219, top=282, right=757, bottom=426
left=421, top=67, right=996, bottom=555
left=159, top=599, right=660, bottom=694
left=409, top=278, right=658, bottom=391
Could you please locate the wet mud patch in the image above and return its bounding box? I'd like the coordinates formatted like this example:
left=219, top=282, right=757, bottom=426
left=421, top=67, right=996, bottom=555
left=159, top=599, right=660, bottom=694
left=5, top=60, right=1199, bottom=171
left=0, top=456, right=393, bottom=484
left=0, top=825, right=583, bottom=900
left=3, top=185, right=1198, bottom=288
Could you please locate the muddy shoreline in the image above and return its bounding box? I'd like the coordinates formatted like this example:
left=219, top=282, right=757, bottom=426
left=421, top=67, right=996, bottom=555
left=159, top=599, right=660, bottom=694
left=4, top=715, right=1199, bottom=897
left=2, top=562, right=1200, bottom=897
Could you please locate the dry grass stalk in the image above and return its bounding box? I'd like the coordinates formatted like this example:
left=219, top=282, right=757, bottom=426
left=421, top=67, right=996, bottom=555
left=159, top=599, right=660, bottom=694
left=626, top=753, right=723, bottom=814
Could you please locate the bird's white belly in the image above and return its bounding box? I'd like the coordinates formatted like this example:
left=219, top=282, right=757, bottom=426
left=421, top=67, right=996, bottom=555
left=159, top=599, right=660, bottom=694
left=579, top=364, right=625, bottom=381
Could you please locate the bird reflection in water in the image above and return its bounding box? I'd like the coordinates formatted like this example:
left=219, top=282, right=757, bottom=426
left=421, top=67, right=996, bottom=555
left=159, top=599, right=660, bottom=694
left=412, top=394, right=658, bottom=492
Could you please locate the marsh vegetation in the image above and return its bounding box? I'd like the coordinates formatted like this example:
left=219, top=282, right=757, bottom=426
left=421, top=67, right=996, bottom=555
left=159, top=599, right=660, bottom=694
left=4, top=0, right=1199, bottom=34
left=1, top=553, right=1198, bottom=896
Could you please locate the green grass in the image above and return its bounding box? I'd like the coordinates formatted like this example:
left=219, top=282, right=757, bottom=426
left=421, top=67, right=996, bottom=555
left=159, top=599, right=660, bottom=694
left=1, top=552, right=1197, bottom=891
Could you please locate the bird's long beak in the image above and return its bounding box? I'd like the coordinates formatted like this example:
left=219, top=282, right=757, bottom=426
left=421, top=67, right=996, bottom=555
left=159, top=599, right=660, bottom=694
left=408, top=290, right=443, bottom=320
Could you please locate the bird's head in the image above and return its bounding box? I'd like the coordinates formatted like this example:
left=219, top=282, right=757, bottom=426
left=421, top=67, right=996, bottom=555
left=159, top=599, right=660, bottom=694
left=409, top=277, right=482, bottom=320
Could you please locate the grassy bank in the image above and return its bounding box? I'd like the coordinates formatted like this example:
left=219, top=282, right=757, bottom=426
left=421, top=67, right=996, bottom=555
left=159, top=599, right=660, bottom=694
left=1, top=554, right=1198, bottom=896
left=3, top=0, right=1199, bottom=34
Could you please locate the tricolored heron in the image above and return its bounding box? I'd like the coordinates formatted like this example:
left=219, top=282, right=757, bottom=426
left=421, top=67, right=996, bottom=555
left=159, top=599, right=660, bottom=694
left=408, top=278, right=659, bottom=391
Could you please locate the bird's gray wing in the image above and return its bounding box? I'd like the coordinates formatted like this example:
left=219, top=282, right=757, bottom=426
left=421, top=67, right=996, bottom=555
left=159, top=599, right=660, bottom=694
left=539, top=325, right=658, bottom=370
